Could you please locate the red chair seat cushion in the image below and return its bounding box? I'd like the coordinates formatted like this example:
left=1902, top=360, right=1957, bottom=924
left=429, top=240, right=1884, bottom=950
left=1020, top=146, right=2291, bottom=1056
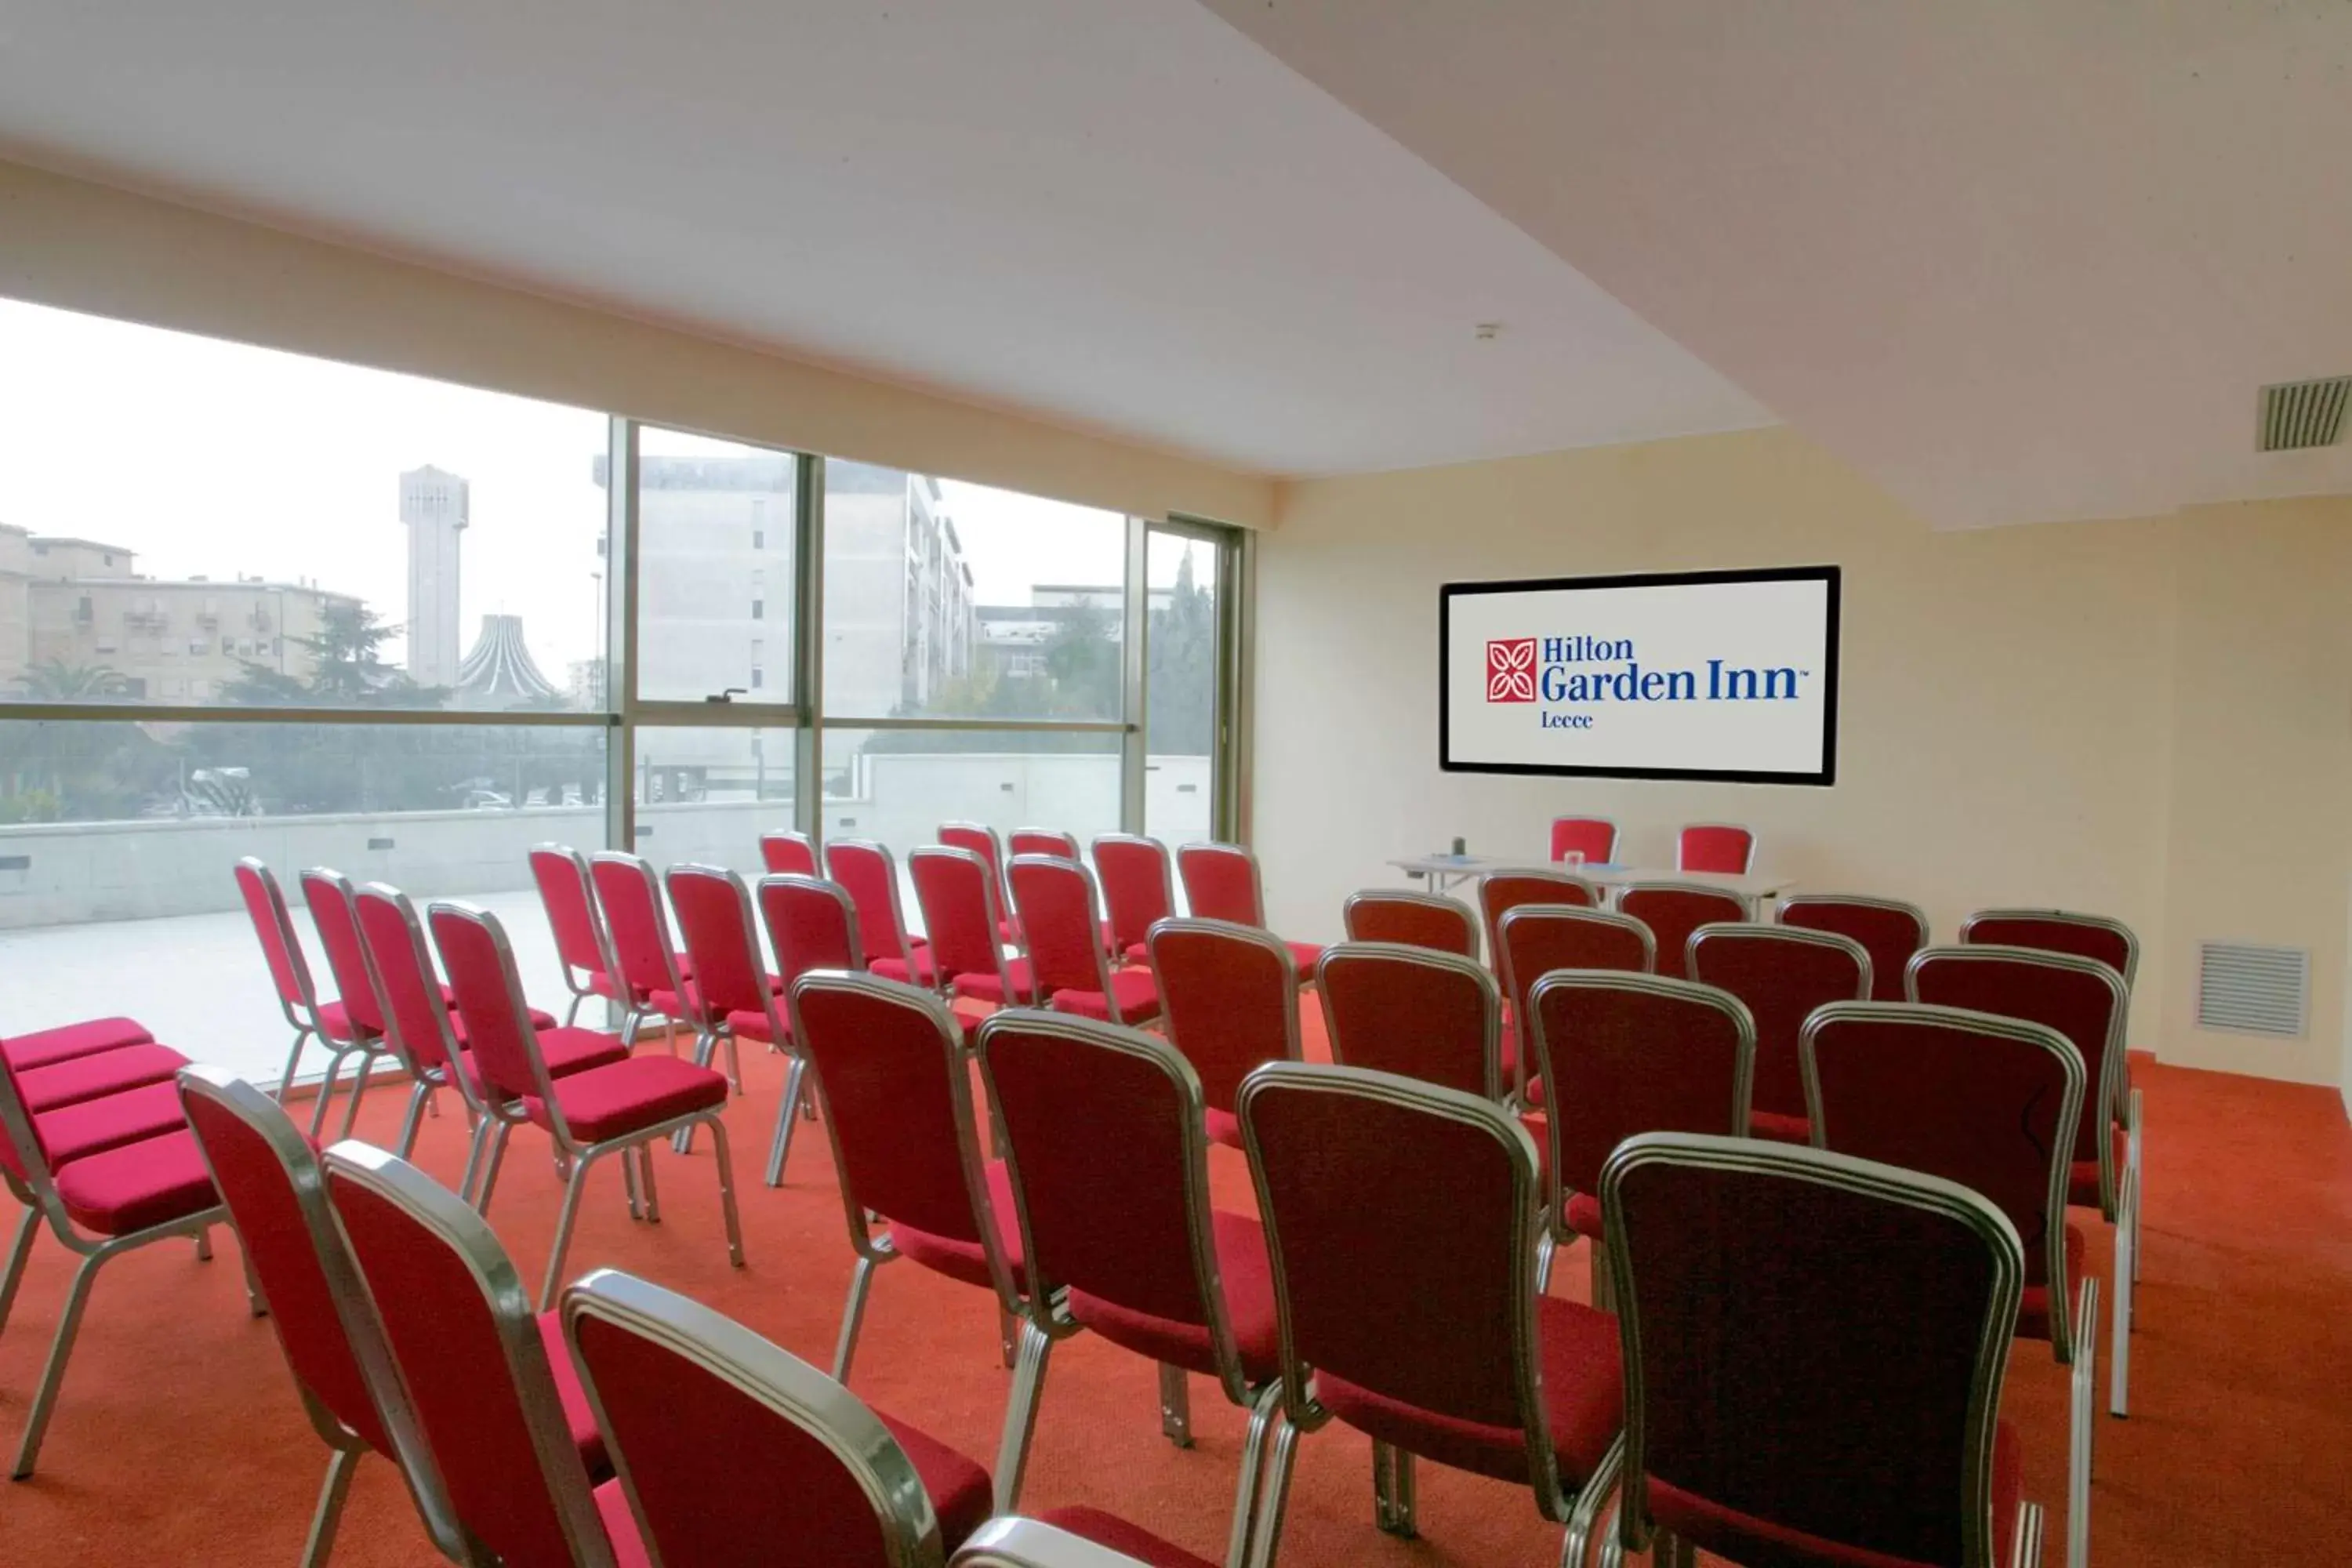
left=1286, top=940, right=1326, bottom=975
left=448, top=1005, right=561, bottom=1046
left=2068, top=1127, right=2127, bottom=1210
left=954, top=958, right=1036, bottom=1007
left=20, top=1043, right=191, bottom=1115
left=595, top=1477, right=651, bottom=1568
left=2, top=1080, right=186, bottom=1183
left=1051, top=968, right=1162, bottom=1025
left=1203, top=1106, right=1243, bottom=1150
left=526, top=1057, right=729, bottom=1144
left=313, top=1000, right=379, bottom=1044
left=459, top=1029, right=630, bottom=1104
left=889, top=1158, right=1027, bottom=1291
left=2016, top=1224, right=2088, bottom=1343
left=1317, top=1295, right=1622, bottom=1488
left=870, top=948, right=941, bottom=988
left=1040, top=1506, right=1221, bottom=1568
left=3, top=1017, right=151, bottom=1072
left=1750, top=1109, right=1813, bottom=1145
left=724, top=1007, right=787, bottom=1044
left=1565, top=1191, right=1605, bottom=1241
left=1649, top=1418, right=2027, bottom=1568
left=52, top=1128, right=217, bottom=1236
left=877, top=1410, right=993, bottom=1550
left=538, top=1312, right=612, bottom=1479
left=1068, top=1210, right=1280, bottom=1383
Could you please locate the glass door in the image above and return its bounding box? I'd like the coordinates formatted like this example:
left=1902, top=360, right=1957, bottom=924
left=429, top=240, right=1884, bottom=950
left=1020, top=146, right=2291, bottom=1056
left=1143, top=521, right=1239, bottom=844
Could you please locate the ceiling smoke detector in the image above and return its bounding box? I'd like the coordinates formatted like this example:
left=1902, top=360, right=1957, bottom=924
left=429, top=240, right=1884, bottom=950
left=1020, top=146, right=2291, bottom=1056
left=2257, top=376, right=2352, bottom=452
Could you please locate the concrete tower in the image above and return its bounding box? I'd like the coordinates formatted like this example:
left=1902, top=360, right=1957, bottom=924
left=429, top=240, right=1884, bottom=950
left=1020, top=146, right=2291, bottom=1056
left=399, top=466, right=467, bottom=688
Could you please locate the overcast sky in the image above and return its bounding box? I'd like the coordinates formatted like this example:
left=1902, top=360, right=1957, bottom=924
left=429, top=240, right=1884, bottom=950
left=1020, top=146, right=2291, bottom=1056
left=0, top=297, right=1207, bottom=679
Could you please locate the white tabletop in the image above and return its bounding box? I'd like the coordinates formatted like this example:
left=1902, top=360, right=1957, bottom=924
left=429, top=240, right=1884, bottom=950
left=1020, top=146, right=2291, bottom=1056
left=1387, top=855, right=1795, bottom=900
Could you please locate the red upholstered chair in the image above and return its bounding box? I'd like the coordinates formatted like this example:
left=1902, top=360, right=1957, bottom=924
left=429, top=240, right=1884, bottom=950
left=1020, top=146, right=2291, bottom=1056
left=828, top=838, right=940, bottom=989
left=1009, top=827, right=1080, bottom=860
left=942, top=820, right=1020, bottom=946
left=1494, top=904, right=1655, bottom=1107
left=1802, top=1003, right=2095, bottom=1568
left=1617, top=880, right=1752, bottom=981
left=430, top=901, right=744, bottom=1308
left=1142, top=920, right=1301, bottom=1151
left=589, top=851, right=699, bottom=1051
left=914, top=846, right=1031, bottom=1006
left=1525, top=971, right=1752, bottom=1305
left=1686, top=923, right=1869, bottom=1145
left=978, top=1011, right=1283, bottom=1557
left=955, top=1515, right=1220, bottom=1567
left=1314, top=943, right=1501, bottom=1101
left=1175, top=842, right=1324, bottom=976
left=321, top=1142, right=636, bottom=1566
left=532, top=843, right=626, bottom=1029
left=563, top=1267, right=1005, bottom=1564
left=1911, top=945, right=2138, bottom=1420
left=2, top=1017, right=151, bottom=1073
left=0, top=1040, right=227, bottom=1476
left=1238, top=1062, right=1621, bottom=1562
left=1094, top=834, right=1176, bottom=966
left=1475, top=868, right=1598, bottom=968
left=176, top=1066, right=470, bottom=1566
left=787, top=971, right=1036, bottom=1507
left=299, top=867, right=418, bottom=1141
left=755, top=873, right=870, bottom=1186
left=667, top=864, right=801, bottom=1164
left=1599, top=1132, right=2047, bottom=1568
left=1548, top=815, right=1617, bottom=866
left=1779, top=893, right=1928, bottom=1003
left=1008, top=856, right=1161, bottom=1025
left=1339, top=890, right=1478, bottom=957
left=236, top=858, right=381, bottom=1132
left=1676, top=822, right=1756, bottom=874
left=759, top=829, right=819, bottom=877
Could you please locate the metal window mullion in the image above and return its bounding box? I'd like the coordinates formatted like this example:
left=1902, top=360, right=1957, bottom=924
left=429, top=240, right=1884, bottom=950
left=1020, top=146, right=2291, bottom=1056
left=606, top=416, right=640, bottom=854
left=795, top=453, right=825, bottom=846
left=1121, top=514, right=1149, bottom=834
left=1223, top=524, right=1254, bottom=844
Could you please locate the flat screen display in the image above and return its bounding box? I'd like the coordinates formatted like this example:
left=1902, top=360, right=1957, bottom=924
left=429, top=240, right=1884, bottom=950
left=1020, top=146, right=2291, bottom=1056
left=1441, top=565, right=1839, bottom=785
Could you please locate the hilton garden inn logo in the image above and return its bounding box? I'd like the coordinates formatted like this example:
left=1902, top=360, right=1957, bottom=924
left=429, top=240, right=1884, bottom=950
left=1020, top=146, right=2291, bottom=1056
left=1485, top=635, right=1807, bottom=706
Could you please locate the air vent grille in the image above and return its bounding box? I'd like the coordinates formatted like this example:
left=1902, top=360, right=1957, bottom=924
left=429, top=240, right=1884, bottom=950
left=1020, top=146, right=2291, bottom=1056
left=2258, top=377, right=2352, bottom=452
left=2194, top=942, right=2307, bottom=1037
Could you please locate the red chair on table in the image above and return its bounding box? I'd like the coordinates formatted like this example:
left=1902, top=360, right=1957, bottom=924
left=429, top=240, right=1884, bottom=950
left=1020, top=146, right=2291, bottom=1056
left=1315, top=942, right=1502, bottom=1102
left=0, top=1040, right=227, bottom=1478
left=942, top=821, right=1020, bottom=946
left=1494, top=904, right=1654, bottom=1107
left=430, top=901, right=744, bottom=1309
left=1175, top=842, right=1324, bottom=976
left=1476, top=868, right=1598, bottom=967
left=1339, top=890, right=1477, bottom=956
left=321, top=1142, right=635, bottom=1566
left=1686, top=922, right=1869, bottom=1144
left=1618, top=882, right=1751, bottom=981
left=667, top=864, right=803, bottom=1163
left=235, top=857, right=388, bottom=1134
left=786, top=971, right=1037, bottom=1507
left=1238, top=1062, right=1621, bottom=1563
left=1802, top=1003, right=2095, bottom=1568
left=1145, top=919, right=1301, bottom=1149
left=177, top=1066, right=472, bottom=1567
left=978, top=1009, right=1283, bottom=1565
left=1094, top=833, right=1174, bottom=964
left=1009, top=827, right=1079, bottom=860
left=1779, top=893, right=1928, bottom=1002
left=1599, top=1131, right=2049, bottom=1568
left=531, top=843, right=627, bottom=1029
left=1523, top=971, right=1751, bottom=1303
left=1008, top=856, right=1161, bottom=1025
left=1676, top=822, right=1756, bottom=874
left=1911, top=944, right=2138, bottom=1420
left=828, top=839, right=939, bottom=989
left=758, top=829, right=819, bottom=877
left=1549, top=815, right=1617, bottom=866
left=913, top=846, right=1032, bottom=1006
left=589, top=851, right=699, bottom=1051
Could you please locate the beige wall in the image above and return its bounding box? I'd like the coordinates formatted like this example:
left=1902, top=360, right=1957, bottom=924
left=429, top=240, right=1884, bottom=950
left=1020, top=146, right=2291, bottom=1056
left=1255, top=426, right=2352, bottom=1088
left=0, top=159, right=1273, bottom=529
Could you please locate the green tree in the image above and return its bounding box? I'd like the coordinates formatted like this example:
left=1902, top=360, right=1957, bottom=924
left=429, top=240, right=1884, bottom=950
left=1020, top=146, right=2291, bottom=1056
left=1146, top=548, right=1217, bottom=756
left=14, top=658, right=129, bottom=700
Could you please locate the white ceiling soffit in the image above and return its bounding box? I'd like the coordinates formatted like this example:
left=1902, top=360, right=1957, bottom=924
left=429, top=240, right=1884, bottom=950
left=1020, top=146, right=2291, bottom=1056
left=1197, top=0, right=2352, bottom=528
left=0, top=0, right=1768, bottom=481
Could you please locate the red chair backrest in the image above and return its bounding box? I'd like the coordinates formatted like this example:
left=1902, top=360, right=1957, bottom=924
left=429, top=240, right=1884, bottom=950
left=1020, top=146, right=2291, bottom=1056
left=756, top=876, right=864, bottom=987
left=324, top=1144, right=612, bottom=1566
left=1341, top=891, right=1478, bottom=956
left=1008, top=828, right=1078, bottom=860
left=1548, top=817, right=1617, bottom=864
left=300, top=867, right=385, bottom=1036
left=1962, top=909, right=2137, bottom=988
left=1677, top=824, right=1755, bottom=874
left=1146, top=920, right=1299, bottom=1117
left=1314, top=943, right=1500, bottom=1100
left=666, top=865, right=774, bottom=1026
left=758, top=831, right=818, bottom=877
left=909, top=848, right=1006, bottom=989
left=1686, top=925, right=1868, bottom=1123
left=354, top=884, right=463, bottom=1082
left=1602, top=1134, right=2023, bottom=1568
left=1779, top=895, right=1926, bottom=1003
left=1175, top=843, right=1263, bottom=927
left=1494, top=905, right=1654, bottom=1033
left=1092, top=836, right=1173, bottom=951
left=589, top=851, right=685, bottom=1004
left=1007, top=855, right=1111, bottom=998
left=1619, top=884, right=1751, bottom=981
left=1907, top=946, right=2126, bottom=1165
left=529, top=844, right=612, bottom=981
left=825, top=840, right=914, bottom=969
left=1529, top=975, right=1751, bottom=1200
left=1478, top=871, right=1595, bottom=967
left=561, top=1269, right=942, bottom=1568
left=427, top=903, right=552, bottom=1109
left=236, top=856, right=318, bottom=1016
left=939, top=822, right=1008, bottom=909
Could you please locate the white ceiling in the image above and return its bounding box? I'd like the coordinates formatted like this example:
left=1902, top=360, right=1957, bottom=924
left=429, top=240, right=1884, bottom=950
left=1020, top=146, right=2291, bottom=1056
left=1198, top=0, right=2352, bottom=528
left=0, top=0, right=1769, bottom=480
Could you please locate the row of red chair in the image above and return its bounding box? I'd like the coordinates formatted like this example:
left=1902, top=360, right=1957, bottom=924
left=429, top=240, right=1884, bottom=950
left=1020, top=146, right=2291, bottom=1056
left=1548, top=815, right=1759, bottom=874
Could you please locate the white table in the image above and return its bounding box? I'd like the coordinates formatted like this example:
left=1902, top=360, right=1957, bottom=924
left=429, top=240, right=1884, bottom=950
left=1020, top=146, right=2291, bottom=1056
left=1387, top=854, right=1796, bottom=905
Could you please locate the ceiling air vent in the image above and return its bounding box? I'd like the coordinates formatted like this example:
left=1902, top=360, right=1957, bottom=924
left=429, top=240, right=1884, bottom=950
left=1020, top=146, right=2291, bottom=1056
left=2194, top=942, right=2308, bottom=1038
left=2257, top=376, right=2352, bottom=452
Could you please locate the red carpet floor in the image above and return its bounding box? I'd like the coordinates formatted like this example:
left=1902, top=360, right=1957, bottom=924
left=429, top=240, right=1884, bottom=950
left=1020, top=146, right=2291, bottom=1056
left=1, top=1012, right=2347, bottom=1566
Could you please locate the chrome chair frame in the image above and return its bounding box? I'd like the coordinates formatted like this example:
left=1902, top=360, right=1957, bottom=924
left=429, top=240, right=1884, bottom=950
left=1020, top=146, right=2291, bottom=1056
left=1338, top=887, right=1479, bottom=956
left=826, top=837, right=935, bottom=990
left=1313, top=941, right=1503, bottom=1102
left=913, top=844, right=1029, bottom=1004
left=1092, top=832, right=1177, bottom=955
left=531, top=842, right=626, bottom=1030
left=586, top=850, right=695, bottom=1053
left=1007, top=855, right=1145, bottom=1025
left=1777, top=891, right=1929, bottom=995
left=1615, top=881, right=1754, bottom=979
left=758, top=828, right=822, bottom=878
left=954, top=1518, right=1163, bottom=1567
left=237, top=856, right=385, bottom=1138
left=299, top=866, right=407, bottom=1142
left=753, top=873, right=865, bottom=1187
left=1495, top=902, right=1660, bottom=1104
left=1476, top=868, right=1601, bottom=970
left=662, top=863, right=792, bottom=1159
left=1148, top=915, right=1305, bottom=1091
left=351, top=882, right=494, bottom=1188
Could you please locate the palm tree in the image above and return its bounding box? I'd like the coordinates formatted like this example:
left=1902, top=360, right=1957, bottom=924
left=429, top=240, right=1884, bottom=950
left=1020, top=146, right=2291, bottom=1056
left=15, top=658, right=128, bottom=700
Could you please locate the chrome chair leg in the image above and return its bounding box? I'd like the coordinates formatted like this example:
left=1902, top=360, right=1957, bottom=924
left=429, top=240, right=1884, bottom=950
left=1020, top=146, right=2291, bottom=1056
left=1225, top=1384, right=1282, bottom=1568
left=307, top=1051, right=347, bottom=1139
left=277, top=1025, right=317, bottom=1103
left=473, top=1123, right=514, bottom=1215
left=1000, top=1306, right=1018, bottom=1370
left=1373, top=1440, right=1417, bottom=1537
left=562, top=993, right=584, bottom=1029
left=833, top=1255, right=879, bottom=1382
left=396, top=1082, right=430, bottom=1159
left=1536, top=1228, right=1558, bottom=1295
left=539, top=1151, right=598, bottom=1311
left=2066, top=1277, right=2098, bottom=1568
left=457, top=1118, right=492, bottom=1206
left=644, top=1142, right=667, bottom=1228
left=1590, top=1240, right=1616, bottom=1313
left=299, top=1443, right=361, bottom=1568
left=764, top=1056, right=810, bottom=1186
left=0, top=1203, right=36, bottom=1336
left=1158, top=1363, right=1192, bottom=1450
left=2015, top=1500, right=2049, bottom=1568
left=11, top=1247, right=103, bottom=1477
left=1243, top=1412, right=1303, bottom=1568
left=336, top=1052, right=375, bottom=1140
left=993, top=1318, right=1054, bottom=1512
left=725, top=1033, right=744, bottom=1095
left=1560, top=1436, right=1622, bottom=1568
left=2111, top=1160, right=2136, bottom=1418
left=622, top=1146, right=641, bottom=1220
left=194, top=1226, right=213, bottom=1262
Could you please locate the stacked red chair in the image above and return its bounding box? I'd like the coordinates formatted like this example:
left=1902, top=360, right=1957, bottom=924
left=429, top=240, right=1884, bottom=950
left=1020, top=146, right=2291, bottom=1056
left=758, top=828, right=819, bottom=877
left=1314, top=942, right=1504, bottom=1102
left=530, top=842, right=628, bottom=1029
left=1007, top=856, right=1161, bottom=1025
left=1778, top=891, right=1929, bottom=1002
left=1338, top=889, right=1479, bottom=956
left=1617, top=881, right=1752, bottom=982
left=1493, top=903, right=1656, bottom=1106
left=827, top=838, right=939, bottom=989
left=1599, top=1131, right=2049, bottom=1568
left=1093, top=833, right=1176, bottom=966
left=1686, top=922, right=1870, bottom=1143
left=1175, top=841, right=1325, bottom=975
left=1145, top=918, right=1302, bottom=1149
left=1675, top=821, right=1757, bottom=874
